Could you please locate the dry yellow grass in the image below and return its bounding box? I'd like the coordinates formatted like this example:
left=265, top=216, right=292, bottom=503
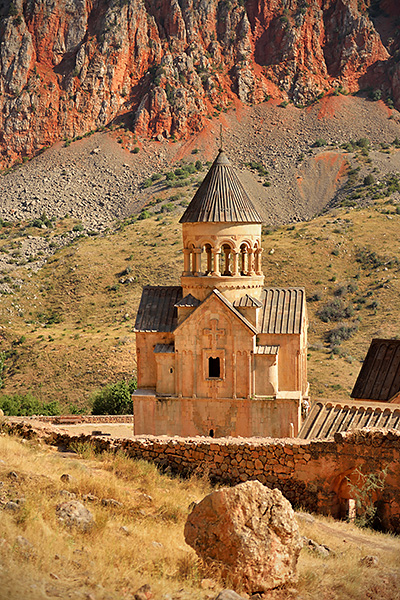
left=1, top=432, right=400, bottom=600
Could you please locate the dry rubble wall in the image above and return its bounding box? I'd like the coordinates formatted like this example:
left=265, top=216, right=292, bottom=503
left=4, top=420, right=400, bottom=533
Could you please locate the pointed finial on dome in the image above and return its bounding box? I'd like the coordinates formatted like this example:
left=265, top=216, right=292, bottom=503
left=219, top=124, right=223, bottom=151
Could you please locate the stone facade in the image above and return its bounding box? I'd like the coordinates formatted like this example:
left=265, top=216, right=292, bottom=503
left=134, top=150, right=309, bottom=438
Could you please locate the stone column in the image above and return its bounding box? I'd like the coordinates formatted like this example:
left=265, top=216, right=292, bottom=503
left=182, top=249, right=191, bottom=276
left=232, top=251, right=239, bottom=276
left=255, top=248, right=263, bottom=275
left=211, top=249, right=221, bottom=276
left=247, top=248, right=255, bottom=276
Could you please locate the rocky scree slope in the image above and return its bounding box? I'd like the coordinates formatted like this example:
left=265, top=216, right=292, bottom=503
left=1, top=0, right=400, bottom=167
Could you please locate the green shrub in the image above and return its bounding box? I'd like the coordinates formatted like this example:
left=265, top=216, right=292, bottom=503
left=307, top=292, right=322, bottom=302
left=325, top=323, right=359, bottom=345
left=138, top=210, right=151, bottom=220
left=363, top=174, right=375, bottom=186
left=313, top=138, right=327, bottom=147
left=0, top=393, right=60, bottom=416
left=317, top=298, right=354, bottom=322
left=132, top=147, right=140, bottom=154
left=346, top=466, right=388, bottom=528
left=369, top=89, right=382, bottom=101
left=91, top=379, right=137, bottom=415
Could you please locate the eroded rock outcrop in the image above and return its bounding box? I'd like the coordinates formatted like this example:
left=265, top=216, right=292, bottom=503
left=0, top=0, right=399, bottom=167
left=184, top=480, right=303, bottom=592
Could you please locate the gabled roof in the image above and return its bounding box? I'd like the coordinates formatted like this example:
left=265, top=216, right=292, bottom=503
left=175, top=294, right=201, bottom=308
left=260, top=288, right=305, bottom=334
left=134, top=286, right=182, bottom=332
left=154, top=343, right=175, bottom=353
left=179, top=150, right=262, bottom=224
left=233, top=294, right=263, bottom=308
left=351, top=339, right=400, bottom=402
left=298, top=400, right=400, bottom=440
left=174, top=288, right=258, bottom=335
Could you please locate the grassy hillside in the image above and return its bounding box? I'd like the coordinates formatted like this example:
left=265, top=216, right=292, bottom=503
left=0, top=183, right=399, bottom=411
left=1, top=431, right=399, bottom=600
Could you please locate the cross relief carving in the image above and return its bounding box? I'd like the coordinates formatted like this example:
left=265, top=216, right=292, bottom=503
left=203, top=319, right=225, bottom=351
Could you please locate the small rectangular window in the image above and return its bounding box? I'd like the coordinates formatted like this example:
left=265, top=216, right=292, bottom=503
left=208, top=356, right=220, bottom=378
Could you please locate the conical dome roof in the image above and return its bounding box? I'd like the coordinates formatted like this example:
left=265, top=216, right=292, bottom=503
left=179, top=150, right=262, bottom=223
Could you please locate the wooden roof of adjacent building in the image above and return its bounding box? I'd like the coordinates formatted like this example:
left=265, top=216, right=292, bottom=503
left=179, top=150, right=262, bottom=224
left=298, top=399, right=400, bottom=440
left=351, top=339, right=400, bottom=402
left=260, top=288, right=306, bottom=334
left=134, top=286, right=182, bottom=332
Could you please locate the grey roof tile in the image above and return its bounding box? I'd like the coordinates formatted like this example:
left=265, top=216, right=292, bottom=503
left=260, top=288, right=305, bottom=334
left=254, top=345, right=280, bottom=355
left=179, top=150, right=262, bottom=224
left=174, top=294, right=201, bottom=307
left=233, top=294, right=263, bottom=308
left=134, top=286, right=182, bottom=332
left=154, top=343, right=175, bottom=353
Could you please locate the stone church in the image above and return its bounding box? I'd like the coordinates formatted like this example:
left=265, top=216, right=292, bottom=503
left=134, top=150, right=309, bottom=438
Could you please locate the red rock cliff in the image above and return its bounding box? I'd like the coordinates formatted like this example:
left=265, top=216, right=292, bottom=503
left=0, top=0, right=398, bottom=167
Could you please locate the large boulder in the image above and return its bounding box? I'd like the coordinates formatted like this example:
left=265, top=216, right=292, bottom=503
left=184, top=481, right=302, bottom=593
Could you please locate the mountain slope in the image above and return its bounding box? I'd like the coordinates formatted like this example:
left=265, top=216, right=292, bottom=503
left=1, top=0, right=400, bottom=167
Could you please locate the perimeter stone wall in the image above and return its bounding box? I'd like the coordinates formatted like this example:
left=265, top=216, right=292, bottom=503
left=3, top=420, right=400, bottom=533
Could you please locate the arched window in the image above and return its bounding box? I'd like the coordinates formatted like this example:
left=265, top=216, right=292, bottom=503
left=240, top=243, right=249, bottom=275
left=208, top=356, right=220, bottom=378
left=221, top=243, right=233, bottom=276
left=203, top=243, right=212, bottom=275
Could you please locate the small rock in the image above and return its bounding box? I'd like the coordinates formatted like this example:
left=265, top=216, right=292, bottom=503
left=296, top=511, right=315, bottom=524
left=101, top=498, right=123, bottom=508
left=140, top=493, right=153, bottom=503
left=50, top=573, right=59, bottom=580
left=134, top=583, right=152, bottom=600
left=60, top=474, right=72, bottom=483
left=4, top=501, right=20, bottom=512
left=83, top=493, right=98, bottom=502
left=200, top=578, right=216, bottom=589
left=59, top=490, right=77, bottom=499
left=120, top=525, right=130, bottom=535
left=15, top=536, right=36, bottom=559
left=303, top=537, right=332, bottom=557
left=360, top=555, right=378, bottom=567
left=56, top=501, right=94, bottom=532
left=7, top=471, right=18, bottom=480
left=151, top=541, right=163, bottom=548
left=214, top=591, right=247, bottom=600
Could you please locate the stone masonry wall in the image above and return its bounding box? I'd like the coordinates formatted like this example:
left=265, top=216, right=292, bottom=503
left=3, top=420, right=400, bottom=533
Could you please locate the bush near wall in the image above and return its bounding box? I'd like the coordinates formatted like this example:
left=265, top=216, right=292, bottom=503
left=91, top=379, right=137, bottom=415
left=0, top=393, right=60, bottom=416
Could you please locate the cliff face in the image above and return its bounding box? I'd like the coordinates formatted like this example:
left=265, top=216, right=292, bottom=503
left=0, top=0, right=398, bottom=167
